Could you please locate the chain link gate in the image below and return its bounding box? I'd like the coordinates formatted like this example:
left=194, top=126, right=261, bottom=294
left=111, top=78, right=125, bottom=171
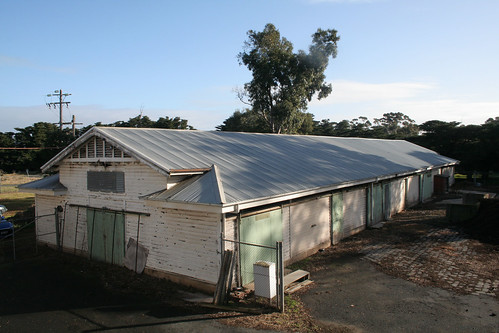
left=222, top=238, right=284, bottom=312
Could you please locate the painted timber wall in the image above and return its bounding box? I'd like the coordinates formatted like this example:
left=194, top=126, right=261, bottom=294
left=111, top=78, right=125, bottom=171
left=35, top=195, right=67, bottom=246
left=224, top=166, right=456, bottom=285
left=35, top=159, right=222, bottom=289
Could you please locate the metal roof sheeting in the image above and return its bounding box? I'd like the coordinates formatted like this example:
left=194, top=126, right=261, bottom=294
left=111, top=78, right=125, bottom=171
left=18, top=174, right=67, bottom=192
left=144, top=167, right=225, bottom=204
left=43, top=127, right=458, bottom=205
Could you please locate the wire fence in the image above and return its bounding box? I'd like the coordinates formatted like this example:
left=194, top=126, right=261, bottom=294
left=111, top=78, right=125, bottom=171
left=223, top=238, right=284, bottom=312
left=0, top=213, right=56, bottom=263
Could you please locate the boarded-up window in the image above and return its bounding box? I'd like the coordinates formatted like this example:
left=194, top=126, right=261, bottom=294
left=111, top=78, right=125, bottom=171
left=87, top=171, right=125, bottom=193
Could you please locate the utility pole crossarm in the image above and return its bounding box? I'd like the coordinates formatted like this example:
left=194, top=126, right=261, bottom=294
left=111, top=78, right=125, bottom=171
left=46, top=89, right=71, bottom=130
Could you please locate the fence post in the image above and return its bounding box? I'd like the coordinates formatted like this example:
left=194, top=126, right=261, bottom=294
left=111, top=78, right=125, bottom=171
left=12, top=228, right=16, bottom=261
left=54, top=207, right=61, bottom=250
left=276, top=241, right=284, bottom=313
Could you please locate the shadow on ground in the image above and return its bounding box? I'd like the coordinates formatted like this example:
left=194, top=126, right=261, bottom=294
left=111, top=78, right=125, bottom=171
left=0, top=249, right=264, bottom=333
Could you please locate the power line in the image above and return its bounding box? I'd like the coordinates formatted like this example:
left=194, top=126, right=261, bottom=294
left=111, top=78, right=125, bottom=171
left=0, top=147, right=62, bottom=150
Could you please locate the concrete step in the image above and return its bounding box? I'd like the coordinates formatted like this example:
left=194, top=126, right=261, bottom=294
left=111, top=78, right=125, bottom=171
left=284, top=269, right=312, bottom=294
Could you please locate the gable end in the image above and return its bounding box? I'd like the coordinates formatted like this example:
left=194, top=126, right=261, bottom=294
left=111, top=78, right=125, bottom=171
left=68, top=137, right=133, bottom=162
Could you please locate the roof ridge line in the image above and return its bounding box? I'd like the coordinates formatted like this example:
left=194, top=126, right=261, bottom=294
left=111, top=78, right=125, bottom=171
left=211, top=164, right=226, bottom=204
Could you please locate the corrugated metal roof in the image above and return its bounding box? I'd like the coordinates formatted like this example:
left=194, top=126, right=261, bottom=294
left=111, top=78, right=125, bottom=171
left=42, top=127, right=458, bottom=205
left=144, top=167, right=225, bottom=204
left=18, top=174, right=67, bottom=192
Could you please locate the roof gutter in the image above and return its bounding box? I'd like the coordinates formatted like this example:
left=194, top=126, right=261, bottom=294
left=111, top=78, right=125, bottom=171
left=221, top=161, right=459, bottom=214
left=169, top=168, right=211, bottom=176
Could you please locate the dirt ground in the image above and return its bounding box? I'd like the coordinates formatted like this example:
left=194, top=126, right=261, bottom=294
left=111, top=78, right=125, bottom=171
left=0, top=247, right=274, bottom=333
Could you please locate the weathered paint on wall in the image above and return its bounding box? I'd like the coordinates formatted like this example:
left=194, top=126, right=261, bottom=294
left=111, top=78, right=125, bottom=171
left=331, top=192, right=343, bottom=245
left=87, top=209, right=125, bottom=265
left=289, top=197, right=330, bottom=259
left=239, top=209, right=282, bottom=285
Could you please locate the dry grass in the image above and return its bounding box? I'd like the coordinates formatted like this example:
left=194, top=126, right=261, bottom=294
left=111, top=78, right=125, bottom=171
left=0, top=173, right=42, bottom=185
left=0, top=173, right=39, bottom=218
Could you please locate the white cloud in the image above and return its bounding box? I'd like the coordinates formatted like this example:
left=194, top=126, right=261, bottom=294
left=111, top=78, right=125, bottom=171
left=308, top=79, right=498, bottom=125
left=390, top=99, right=499, bottom=125
left=311, top=80, right=436, bottom=105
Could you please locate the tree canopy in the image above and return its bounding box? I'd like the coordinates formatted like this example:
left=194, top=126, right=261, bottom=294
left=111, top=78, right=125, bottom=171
left=216, top=108, right=314, bottom=135
left=238, top=23, right=339, bottom=134
left=410, top=117, right=499, bottom=175
left=0, top=114, right=193, bottom=173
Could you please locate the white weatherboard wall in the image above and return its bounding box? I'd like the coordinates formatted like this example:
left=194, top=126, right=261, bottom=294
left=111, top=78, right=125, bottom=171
left=35, top=195, right=66, bottom=246
left=60, top=205, right=88, bottom=253
left=51, top=158, right=221, bottom=285
left=406, top=175, right=420, bottom=207
left=135, top=207, right=221, bottom=285
left=388, top=178, right=406, bottom=216
left=289, top=197, right=330, bottom=260
left=282, top=206, right=291, bottom=262
left=342, top=188, right=367, bottom=238
left=223, top=216, right=237, bottom=251
left=59, top=160, right=168, bottom=200
left=441, top=166, right=455, bottom=186
left=223, top=216, right=239, bottom=286
left=164, top=208, right=220, bottom=284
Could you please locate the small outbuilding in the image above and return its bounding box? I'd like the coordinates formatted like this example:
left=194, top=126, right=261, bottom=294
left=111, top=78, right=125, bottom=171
left=20, top=127, right=457, bottom=291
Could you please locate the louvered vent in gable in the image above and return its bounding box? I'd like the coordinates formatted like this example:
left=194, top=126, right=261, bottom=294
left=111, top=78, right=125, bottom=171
left=67, top=136, right=132, bottom=161
left=87, top=138, right=95, bottom=158
left=105, top=141, right=113, bottom=158
left=95, top=137, right=104, bottom=157
left=79, top=146, right=87, bottom=158
left=113, top=147, right=122, bottom=158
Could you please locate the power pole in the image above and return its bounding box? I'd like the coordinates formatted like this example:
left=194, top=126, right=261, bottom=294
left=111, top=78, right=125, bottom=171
left=46, top=89, right=71, bottom=130
left=70, top=115, right=83, bottom=137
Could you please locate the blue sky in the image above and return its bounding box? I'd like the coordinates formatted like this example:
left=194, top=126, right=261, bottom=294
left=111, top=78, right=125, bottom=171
left=1, top=0, right=497, bottom=132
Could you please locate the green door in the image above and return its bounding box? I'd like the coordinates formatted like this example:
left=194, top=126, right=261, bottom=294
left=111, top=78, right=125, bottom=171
left=371, top=184, right=384, bottom=224
left=331, top=192, right=343, bottom=244
left=87, top=209, right=125, bottom=265
left=422, top=172, right=433, bottom=200
left=239, top=209, right=282, bottom=285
